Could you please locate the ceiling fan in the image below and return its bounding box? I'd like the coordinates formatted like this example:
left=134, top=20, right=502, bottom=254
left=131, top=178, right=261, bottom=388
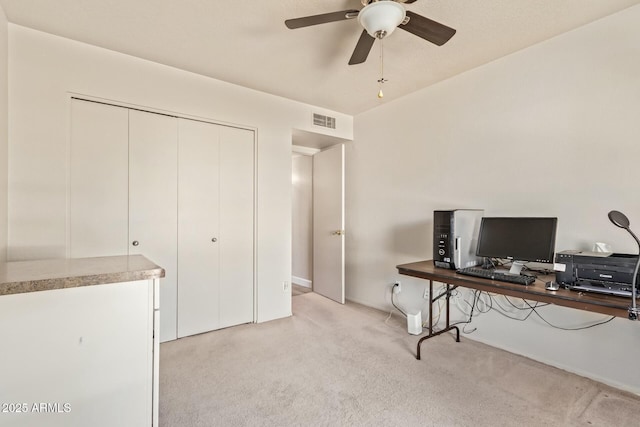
left=285, top=0, right=456, bottom=65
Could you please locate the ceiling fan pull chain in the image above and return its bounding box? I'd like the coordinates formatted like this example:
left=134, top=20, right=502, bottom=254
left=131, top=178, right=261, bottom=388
left=377, top=38, right=386, bottom=98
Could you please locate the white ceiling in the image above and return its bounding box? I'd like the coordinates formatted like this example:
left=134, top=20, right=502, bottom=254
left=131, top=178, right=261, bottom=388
left=1, top=0, right=639, bottom=116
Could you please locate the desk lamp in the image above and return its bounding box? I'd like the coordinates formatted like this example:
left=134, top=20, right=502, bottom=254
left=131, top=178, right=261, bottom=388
left=608, top=210, right=640, bottom=320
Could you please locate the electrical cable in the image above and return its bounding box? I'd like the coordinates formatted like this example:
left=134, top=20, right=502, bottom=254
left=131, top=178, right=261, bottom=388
left=459, top=290, right=481, bottom=333
left=454, top=288, right=476, bottom=316
left=390, top=284, right=407, bottom=318
left=415, top=271, right=615, bottom=334
left=475, top=291, right=492, bottom=314
left=384, top=309, right=394, bottom=324
left=422, top=284, right=468, bottom=334
left=483, top=293, right=614, bottom=330
left=421, top=284, right=444, bottom=329
left=383, top=309, right=405, bottom=331
left=433, top=285, right=444, bottom=326
left=490, top=297, right=537, bottom=322
left=520, top=299, right=616, bottom=330
left=503, top=295, right=550, bottom=310
left=493, top=295, right=533, bottom=315
left=490, top=258, right=506, bottom=268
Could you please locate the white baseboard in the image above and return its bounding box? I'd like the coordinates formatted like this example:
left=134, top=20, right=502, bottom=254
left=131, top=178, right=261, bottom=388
left=292, top=276, right=312, bottom=288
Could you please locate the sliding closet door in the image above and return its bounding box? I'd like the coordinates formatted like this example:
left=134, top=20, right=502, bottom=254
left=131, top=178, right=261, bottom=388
left=219, top=126, right=254, bottom=328
left=69, top=100, right=129, bottom=258
left=129, top=110, right=178, bottom=342
left=177, top=121, right=254, bottom=336
left=70, top=100, right=253, bottom=341
left=177, top=119, right=221, bottom=338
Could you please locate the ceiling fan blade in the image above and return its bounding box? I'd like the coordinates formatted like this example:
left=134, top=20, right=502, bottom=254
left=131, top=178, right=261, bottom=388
left=285, top=9, right=359, bottom=29
left=399, top=11, right=456, bottom=46
left=348, top=30, right=376, bottom=65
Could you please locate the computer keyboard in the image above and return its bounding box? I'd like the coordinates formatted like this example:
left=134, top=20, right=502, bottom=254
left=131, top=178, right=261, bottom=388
left=456, top=267, right=535, bottom=286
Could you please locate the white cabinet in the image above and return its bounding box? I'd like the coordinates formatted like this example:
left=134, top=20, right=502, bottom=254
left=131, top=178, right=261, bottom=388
left=69, top=99, right=254, bottom=342
left=0, top=281, right=154, bottom=427
left=0, top=255, right=162, bottom=427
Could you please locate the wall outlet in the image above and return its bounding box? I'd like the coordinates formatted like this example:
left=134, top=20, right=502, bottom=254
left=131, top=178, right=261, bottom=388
left=283, top=281, right=290, bottom=293
left=393, top=281, right=401, bottom=294
left=423, top=287, right=429, bottom=299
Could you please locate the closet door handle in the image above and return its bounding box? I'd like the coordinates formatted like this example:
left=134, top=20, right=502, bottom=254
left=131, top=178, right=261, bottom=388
left=132, top=240, right=140, bottom=246
left=211, top=237, right=218, bottom=243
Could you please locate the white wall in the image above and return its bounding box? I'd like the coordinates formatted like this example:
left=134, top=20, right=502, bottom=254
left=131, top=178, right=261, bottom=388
left=0, top=5, right=7, bottom=261
left=292, top=154, right=313, bottom=286
left=7, top=24, right=352, bottom=324
left=347, top=5, right=640, bottom=393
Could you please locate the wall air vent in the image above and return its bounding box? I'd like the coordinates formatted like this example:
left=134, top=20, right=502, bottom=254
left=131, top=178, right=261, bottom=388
left=313, top=113, right=336, bottom=129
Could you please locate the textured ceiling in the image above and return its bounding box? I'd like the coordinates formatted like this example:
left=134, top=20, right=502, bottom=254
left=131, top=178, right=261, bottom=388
left=1, top=0, right=639, bottom=115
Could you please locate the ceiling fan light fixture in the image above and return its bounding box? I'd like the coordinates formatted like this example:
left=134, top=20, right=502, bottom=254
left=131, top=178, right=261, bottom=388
left=358, top=1, right=406, bottom=39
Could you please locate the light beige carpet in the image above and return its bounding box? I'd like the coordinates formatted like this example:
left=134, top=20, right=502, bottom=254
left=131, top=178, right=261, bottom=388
left=159, top=292, right=640, bottom=426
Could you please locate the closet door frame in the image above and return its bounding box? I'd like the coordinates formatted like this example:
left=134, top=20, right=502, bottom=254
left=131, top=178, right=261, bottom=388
left=67, top=94, right=258, bottom=336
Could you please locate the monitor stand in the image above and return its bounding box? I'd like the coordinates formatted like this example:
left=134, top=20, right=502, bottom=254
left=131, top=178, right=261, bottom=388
left=508, top=261, right=526, bottom=275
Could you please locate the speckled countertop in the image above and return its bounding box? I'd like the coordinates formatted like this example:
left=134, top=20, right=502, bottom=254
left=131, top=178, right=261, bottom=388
left=0, top=255, right=165, bottom=296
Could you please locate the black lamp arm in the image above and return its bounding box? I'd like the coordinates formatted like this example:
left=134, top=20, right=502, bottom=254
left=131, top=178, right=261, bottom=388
left=627, top=228, right=640, bottom=321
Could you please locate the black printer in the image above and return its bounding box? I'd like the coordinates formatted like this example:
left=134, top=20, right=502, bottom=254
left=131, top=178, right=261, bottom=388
left=554, top=250, right=639, bottom=298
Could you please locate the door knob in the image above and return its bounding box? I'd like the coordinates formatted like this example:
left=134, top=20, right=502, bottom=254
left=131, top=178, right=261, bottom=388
left=132, top=240, right=139, bottom=246
left=332, top=230, right=344, bottom=236
left=211, top=237, right=218, bottom=242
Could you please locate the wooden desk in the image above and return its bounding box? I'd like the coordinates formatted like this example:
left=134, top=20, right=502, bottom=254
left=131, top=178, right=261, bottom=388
left=396, top=260, right=632, bottom=359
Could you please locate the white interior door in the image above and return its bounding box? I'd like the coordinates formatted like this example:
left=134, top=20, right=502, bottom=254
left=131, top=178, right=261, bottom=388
left=313, top=144, right=345, bottom=304
left=129, top=110, right=178, bottom=342
left=69, top=99, right=129, bottom=258
left=177, top=121, right=254, bottom=337
left=219, top=126, right=254, bottom=328
left=177, top=119, right=221, bottom=338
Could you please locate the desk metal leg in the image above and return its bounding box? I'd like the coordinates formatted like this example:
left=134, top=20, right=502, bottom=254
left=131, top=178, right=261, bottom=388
left=416, top=282, right=460, bottom=360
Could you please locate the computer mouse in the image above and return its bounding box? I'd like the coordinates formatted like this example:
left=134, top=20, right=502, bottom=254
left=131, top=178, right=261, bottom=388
left=545, top=281, right=559, bottom=291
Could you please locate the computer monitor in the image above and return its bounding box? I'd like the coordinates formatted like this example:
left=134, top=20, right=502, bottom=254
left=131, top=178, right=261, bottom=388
left=476, top=217, right=558, bottom=275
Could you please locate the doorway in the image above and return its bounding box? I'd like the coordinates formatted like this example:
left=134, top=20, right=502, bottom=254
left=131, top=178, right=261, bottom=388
left=291, top=147, right=314, bottom=296
left=291, top=129, right=349, bottom=303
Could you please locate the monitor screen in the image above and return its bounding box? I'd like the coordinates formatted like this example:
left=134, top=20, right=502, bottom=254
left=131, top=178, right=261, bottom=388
left=476, top=217, right=558, bottom=267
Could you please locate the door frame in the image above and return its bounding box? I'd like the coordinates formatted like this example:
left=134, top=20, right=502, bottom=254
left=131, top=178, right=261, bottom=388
left=291, top=129, right=351, bottom=303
